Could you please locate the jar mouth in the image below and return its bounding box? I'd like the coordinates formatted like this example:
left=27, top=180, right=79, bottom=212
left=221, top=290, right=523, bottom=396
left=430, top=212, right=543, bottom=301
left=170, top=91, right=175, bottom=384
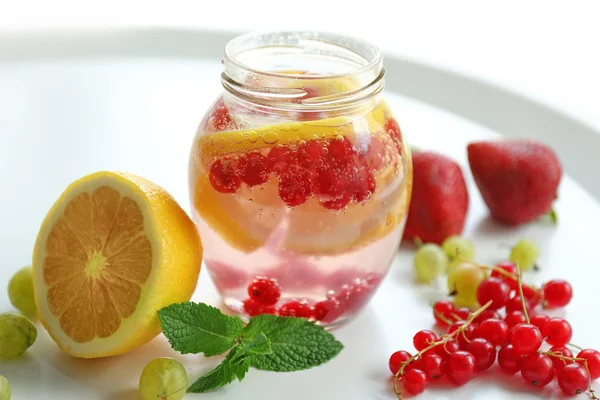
left=222, top=31, right=385, bottom=113
left=223, top=31, right=383, bottom=80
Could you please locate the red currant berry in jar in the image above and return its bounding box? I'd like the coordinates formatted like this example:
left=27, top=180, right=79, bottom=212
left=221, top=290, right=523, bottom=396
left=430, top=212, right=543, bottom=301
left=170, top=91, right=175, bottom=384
left=210, top=98, right=234, bottom=131
left=505, top=295, right=531, bottom=314
left=498, top=344, right=522, bottom=375
left=576, top=349, right=600, bottom=380
left=558, top=364, right=591, bottom=395
left=297, top=140, right=326, bottom=169
left=209, top=157, right=241, bottom=193
left=266, top=145, right=294, bottom=176
left=467, top=338, right=496, bottom=371
left=238, top=152, right=268, bottom=187
left=529, top=314, right=550, bottom=336
left=475, top=318, right=509, bottom=347
left=543, top=279, right=573, bottom=308
left=544, top=317, right=573, bottom=347
left=413, top=330, right=438, bottom=352
left=510, top=324, right=542, bottom=355
left=402, top=369, right=428, bottom=395
left=278, top=301, right=311, bottom=318
left=446, top=351, right=477, bottom=385
left=248, top=278, right=281, bottom=306
left=278, top=164, right=313, bottom=207
left=389, top=350, right=412, bottom=375
left=476, top=277, right=511, bottom=310
left=455, top=307, right=471, bottom=321
left=492, top=261, right=518, bottom=289
left=504, top=311, right=527, bottom=329
left=521, top=353, right=555, bottom=387
left=548, top=345, right=573, bottom=372
left=436, top=338, right=460, bottom=359
left=312, top=299, right=343, bottom=323
left=243, top=298, right=276, bottom=317
left=433, top=300, right=455, bottom=326
left=420, top=353, right=445, bottom=381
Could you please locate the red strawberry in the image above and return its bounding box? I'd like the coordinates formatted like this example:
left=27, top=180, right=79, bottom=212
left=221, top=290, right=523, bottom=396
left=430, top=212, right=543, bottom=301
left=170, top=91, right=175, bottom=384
left=403, top=151, right=469, bottom=244
left=467, top=140, right=561, bottom=225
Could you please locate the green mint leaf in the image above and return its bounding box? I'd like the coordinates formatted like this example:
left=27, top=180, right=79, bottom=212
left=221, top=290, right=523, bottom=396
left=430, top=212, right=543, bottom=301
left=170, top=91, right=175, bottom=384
left=245, top=332, right=272, bottom=356
left=187, top=345, right=251, bottom=393
left=242, top=315, right=343, bottom=372
left=158, top=302, right=244, bottom=357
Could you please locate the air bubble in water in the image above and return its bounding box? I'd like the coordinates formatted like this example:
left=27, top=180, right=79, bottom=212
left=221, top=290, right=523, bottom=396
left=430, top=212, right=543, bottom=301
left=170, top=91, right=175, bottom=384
left=263, top=130, right=279, bottom=144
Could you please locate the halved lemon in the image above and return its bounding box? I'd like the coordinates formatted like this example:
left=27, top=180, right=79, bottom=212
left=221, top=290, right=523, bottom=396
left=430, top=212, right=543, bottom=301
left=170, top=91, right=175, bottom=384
left=32, top=171, right=202, bottom=358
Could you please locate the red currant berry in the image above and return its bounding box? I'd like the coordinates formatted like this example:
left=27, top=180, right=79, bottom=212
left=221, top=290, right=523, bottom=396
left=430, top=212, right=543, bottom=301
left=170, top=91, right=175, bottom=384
left=475, top=318, right=509, bottom=347
left=413, top=330, right=438, bottom=352
left=473, top=309, right=501, bottom=325
left=521, top=353, right=555, bottom=387
left=505, top=295, right=531, bottom=314
left=209, top=157, right=241, bottom=193
left=476, top=277, right=511, bottom=310
left=349, top=157, right=376, bottom=202
left=549, top=345, right=573, bottom=372
left=510, top=324, right=542, bottom=355
left=576, top=349, right=600, bottom=380
left=278, top=164, right=313, bottom=207
left=278, top=301, right=311, bottom=318
left=327, top=137, right=353, bottom=168
left=446, top=351, right=477, bottom=385
left=238, top=152, right=268, bottom=187
left=543, top=279, right=573, bottom=308
left=403, top=369, right=428, bottom=395
left=389, top=350, right=412, bottom=375
left=455, top=307, right=471, bottom=321
left=522, top=285, right=543, bottom=307
left=210, top=98, right=235, bottom=131
left=248, top=278, right=281, bottom=306
left=266, top=145, right=294, bottom=176
left=558, top=364, right=591, bottom=395
left=436, top=338, right=460, bottom=359
left=243, top=298, right=276, bottom=317
left=530, top=314, right=550, bottom=336
left=385, top=118, right=403, bottom=153
left=340, top=282, right=372, bottom=314
left=448, top=321, right=475, bottom=349
left=433, top=300, right=455, bottom=326
left=498, top=344, right=522, bottom=374
left=505, top=311, right=527, bottom=329
left=492, top=261, right=517, bottom=289
left=420, top=353, right=445, bottom=381
left=365, top=135, right=386, bottom=170
left=297, top=140, right=326, bottom=169
left=312, top=299, right=343, bottom=323
left=545, top=317, right=573, bottom=347
left=467, top=338, right=496, bottom=371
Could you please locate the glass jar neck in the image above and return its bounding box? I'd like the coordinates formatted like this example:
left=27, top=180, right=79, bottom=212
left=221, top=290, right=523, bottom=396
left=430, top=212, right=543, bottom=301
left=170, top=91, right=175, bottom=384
left=221, top=31, right=385, bottom=114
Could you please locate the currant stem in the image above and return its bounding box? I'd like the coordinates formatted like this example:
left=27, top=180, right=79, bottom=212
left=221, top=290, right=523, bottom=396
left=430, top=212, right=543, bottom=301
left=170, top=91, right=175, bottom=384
left=477, top=264, right=541, bottom=295
left=393, top=300, right=493, bottom=400
left=589, top=387, right=599, bottom=400
left=515, top=262, right=531, bottom=324
left=432, top=308, right=453, bottom=325
left=541, top=351, right=586, bottom=363
left=568, top=343, right=584, bottom=351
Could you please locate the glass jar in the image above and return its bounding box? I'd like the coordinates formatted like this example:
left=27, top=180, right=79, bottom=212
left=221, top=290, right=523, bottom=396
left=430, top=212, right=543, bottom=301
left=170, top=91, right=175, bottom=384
left=188, top=31, right=412, bottom=326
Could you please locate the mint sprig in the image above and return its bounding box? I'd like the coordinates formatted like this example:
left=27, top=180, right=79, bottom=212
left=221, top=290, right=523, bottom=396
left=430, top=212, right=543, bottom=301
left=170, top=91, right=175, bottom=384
left=158, top=302, right=344, bottom=393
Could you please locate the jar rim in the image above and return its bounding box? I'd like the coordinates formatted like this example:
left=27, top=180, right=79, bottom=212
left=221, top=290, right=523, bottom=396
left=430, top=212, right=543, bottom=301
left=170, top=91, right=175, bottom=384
left=223, top=30, right=383, bottom=80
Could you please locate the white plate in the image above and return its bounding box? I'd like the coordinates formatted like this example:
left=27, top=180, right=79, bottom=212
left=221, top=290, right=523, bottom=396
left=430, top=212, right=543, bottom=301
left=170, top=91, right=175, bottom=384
left=0, top=29, right=599, bottom=400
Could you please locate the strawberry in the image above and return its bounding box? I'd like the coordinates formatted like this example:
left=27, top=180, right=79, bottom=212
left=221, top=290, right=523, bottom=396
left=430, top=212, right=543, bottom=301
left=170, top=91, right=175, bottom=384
left=467, top=139, right=561, bottom=226
left=403, top=151, right=469, bottom=244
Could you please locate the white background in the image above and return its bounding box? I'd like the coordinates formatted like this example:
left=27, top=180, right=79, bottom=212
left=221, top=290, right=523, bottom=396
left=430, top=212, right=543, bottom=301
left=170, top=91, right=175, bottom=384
left=2, top=0, right=600, bottom=132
